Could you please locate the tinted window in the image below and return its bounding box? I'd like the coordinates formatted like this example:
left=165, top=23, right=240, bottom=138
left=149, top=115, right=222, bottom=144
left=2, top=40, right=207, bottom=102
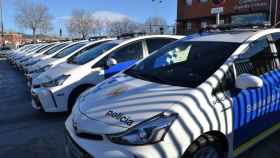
left=235, top=37, right=278, bottom=76
left=52, top=43, right=86, bottom=58
left=125, top=41, right=240, bottom=88
left=35, top=44, right=54, bottom=54
left=272, top=33, right=280, bottom=52
left=146, top=38, right=175, bottom=53
left=67, top=43, right=118, bottom=65
left=110, top=41, right=143, bottom=63
left=43, top=43, right=68, bottom=55
left=213, top=66, right=235, bottom=94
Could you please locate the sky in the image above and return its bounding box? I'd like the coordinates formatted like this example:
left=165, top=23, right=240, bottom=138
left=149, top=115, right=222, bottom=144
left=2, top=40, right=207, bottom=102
left=2, top=0, right=178, bottom=36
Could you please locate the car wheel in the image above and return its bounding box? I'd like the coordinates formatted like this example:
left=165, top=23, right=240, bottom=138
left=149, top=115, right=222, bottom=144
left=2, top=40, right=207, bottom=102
left=68, top=85, right=93, bottom=112
left=182, top=134, right=226, bottom=158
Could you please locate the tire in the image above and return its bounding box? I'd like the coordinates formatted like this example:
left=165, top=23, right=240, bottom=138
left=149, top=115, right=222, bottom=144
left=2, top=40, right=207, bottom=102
left=68, top=85, right=93, bottom=112
left=182, top=134, right=227, bottom=158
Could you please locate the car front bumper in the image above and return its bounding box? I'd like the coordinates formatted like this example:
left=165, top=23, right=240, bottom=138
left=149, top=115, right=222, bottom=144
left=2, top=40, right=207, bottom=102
left=31, top=87, right=68, bottom=112
left=65, top=114, right=178, bottom=158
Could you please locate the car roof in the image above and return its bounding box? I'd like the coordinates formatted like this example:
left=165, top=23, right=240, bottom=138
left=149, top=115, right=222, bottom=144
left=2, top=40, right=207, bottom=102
left=187, top=31, right=256, bottom=43
left=106, top=35, right=184, bottom=45
left=186, top=29, right=280, bottom=43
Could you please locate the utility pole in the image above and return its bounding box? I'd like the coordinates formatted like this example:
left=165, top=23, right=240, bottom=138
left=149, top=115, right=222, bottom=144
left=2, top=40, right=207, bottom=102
left=275, top=0, right=279, bottom=26
left=0, top=0, right=4, bottom=47
left=269, top=0, right=273, bottom=25
left=152, top=0, right=164, bottom=34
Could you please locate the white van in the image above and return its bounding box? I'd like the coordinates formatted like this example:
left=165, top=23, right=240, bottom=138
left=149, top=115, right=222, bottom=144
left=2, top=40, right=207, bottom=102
left=31, top=35, right=183, bottom=113
left=65, top=29, right=280, bottom=158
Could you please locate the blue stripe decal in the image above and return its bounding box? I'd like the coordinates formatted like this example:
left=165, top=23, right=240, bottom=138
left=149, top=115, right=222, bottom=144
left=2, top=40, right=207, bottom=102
left=104, top=60, right=137, bottom=78
left=233, top=69, right=280, bottom=148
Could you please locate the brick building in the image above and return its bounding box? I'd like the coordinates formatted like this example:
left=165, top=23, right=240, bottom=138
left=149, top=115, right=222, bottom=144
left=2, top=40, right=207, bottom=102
left=177, top=0, right=280, bottom=34
left=0, top=32, right=24, bottom=47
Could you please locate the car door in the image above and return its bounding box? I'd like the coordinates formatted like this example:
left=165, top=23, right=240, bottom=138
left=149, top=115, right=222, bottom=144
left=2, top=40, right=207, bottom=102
left=232, top=34, right=280, bottom=149
left=104, top=40, right=145, bottom=78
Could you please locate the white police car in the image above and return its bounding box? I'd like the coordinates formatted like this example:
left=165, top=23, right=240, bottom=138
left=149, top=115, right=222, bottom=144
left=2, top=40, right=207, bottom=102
left=65, top=28, right=280, bottom=158
left=24, top=42, right=72, bottom=73
left=26, top=39, right=113, bottom=85
left=31, top=35, right=183, bottom=113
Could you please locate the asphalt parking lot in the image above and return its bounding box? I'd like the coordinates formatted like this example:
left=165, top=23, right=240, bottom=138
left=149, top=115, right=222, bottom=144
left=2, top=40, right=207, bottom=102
left=0, top=58, right=68, bottom=158
left=0, top=58, right=280, bottom=158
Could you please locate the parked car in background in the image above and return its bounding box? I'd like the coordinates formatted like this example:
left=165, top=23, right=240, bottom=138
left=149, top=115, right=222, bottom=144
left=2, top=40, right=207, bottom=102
left=31, top=35, right=184, bottom=113
left=23, top=42, right=72, bottom=73
left=26, top=38, right=113, bottom=85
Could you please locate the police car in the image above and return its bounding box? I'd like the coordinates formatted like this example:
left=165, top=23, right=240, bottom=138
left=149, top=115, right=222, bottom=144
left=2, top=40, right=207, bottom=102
left=23, top=42, right=72, bottom=73
left=65, top=28, right=280, bottom=158
left=9, top=44, right=45, bottom=66
left=26, top=38, right=113, bottom=85
left=31, top=35, right=183, bottom=113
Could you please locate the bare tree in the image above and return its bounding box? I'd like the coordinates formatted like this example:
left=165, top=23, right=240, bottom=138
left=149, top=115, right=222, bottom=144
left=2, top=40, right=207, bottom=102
left=144, top=16, right=168, bottom=34
left=67, top=9, right=98, bottom=39
left=14, top=0, right=53, bottom=42
left=107, top=18, right=143, bottom=36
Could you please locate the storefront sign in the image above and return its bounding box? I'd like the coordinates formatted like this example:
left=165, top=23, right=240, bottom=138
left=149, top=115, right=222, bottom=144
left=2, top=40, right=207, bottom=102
left=234, top=0, right=268, bottom=11
left=211, top=7, right=224, bottom=14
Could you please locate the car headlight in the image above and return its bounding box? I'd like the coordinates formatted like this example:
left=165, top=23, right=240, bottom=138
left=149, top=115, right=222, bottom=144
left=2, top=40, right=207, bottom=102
left=42, top=75, right=70, bottom=87
left=31, top=65, right=52, bottom=73
left=107, top=113, right=178, bottom=145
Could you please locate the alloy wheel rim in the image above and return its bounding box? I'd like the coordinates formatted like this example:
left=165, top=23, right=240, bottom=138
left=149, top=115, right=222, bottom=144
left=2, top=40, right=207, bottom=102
left=193, top=146, right=219, bottom=158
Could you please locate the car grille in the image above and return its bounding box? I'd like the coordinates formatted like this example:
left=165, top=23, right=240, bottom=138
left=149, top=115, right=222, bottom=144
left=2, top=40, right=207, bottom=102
left=77, top=133, right=104, bottom=141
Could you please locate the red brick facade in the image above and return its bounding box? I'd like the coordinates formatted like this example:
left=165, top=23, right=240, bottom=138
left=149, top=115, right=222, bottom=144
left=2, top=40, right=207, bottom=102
left=177, top=0, right=280, bottom=35
left=0, top=33, right=24, bottom=47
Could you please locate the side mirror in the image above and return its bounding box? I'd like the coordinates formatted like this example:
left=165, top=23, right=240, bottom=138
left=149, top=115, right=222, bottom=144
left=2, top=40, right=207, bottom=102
left=235, top=73, right=263, bottom=90
left=106, top=58, right=117, bottom=67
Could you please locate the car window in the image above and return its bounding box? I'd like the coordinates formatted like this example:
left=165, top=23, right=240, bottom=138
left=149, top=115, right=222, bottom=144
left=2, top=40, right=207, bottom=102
left=35, top=44, right=54, bottom=54
left=272, top=33, right=280, bottom=52
left=213, top=65, right=236, bottom=94
left=125, top=41, right=240, bottom=88
left=235, top=36, right=278, bottom=76
left=67, top=42, right=118, bottom=65
left=52, top=43, right=87, bottom=58
left=110, top=41, right=143, bottom=63
left=43, top=43, right=68, bottom=55
left=146, top=38, right=176, bottom=54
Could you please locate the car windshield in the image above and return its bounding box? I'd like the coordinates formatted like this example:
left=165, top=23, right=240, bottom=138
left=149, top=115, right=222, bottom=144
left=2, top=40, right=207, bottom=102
left=67, top=42, right=118, bottom=65
left=35, top=44, right=54, bottom=54
left=125, top=41, right=240, bottom=88
left=52, top=43, right=87, bottom=58
left=43, top=43, right=69, bottom=55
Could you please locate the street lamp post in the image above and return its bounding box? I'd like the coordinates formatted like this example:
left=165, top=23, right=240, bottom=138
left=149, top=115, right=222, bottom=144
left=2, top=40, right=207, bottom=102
left=269, top=0, right=272, bottom=25
left=0, top=0, right=4, bottom=47
left=275, top=0, right=279, bottom=26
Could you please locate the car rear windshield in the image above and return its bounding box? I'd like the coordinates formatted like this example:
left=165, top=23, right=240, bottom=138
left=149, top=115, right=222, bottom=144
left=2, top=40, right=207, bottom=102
left=43, top=43, right=68, bottom=55
left=125, top=41, right=240, bottom=88
left=52, top=43, right=87, bottom=59
left=67, top=43, right=118, bottom=65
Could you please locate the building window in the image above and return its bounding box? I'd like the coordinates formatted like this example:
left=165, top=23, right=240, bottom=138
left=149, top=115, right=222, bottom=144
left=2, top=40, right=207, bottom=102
left=186, top=22, right=192, bottom=31
left=231, top=13, right=267, bottom=25
left=185, top=0, right=192, bottom=6
left=201, top=21, right=207, bottom=28
left=200, top=0, right=208, bottom=3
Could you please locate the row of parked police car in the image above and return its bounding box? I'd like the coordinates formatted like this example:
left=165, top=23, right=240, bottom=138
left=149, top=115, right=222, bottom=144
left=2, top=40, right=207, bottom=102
left=2, top=27, right=280, bottom=158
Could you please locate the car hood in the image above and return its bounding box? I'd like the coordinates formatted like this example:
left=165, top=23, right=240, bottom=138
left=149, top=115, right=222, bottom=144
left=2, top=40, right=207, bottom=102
left=77, top=73, right=188, bottom=131
left=33, top=62, right=78, bottom=84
